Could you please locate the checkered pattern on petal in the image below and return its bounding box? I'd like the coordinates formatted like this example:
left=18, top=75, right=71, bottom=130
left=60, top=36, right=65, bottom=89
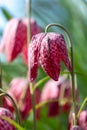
left=28, top=32, right=71, bottom=81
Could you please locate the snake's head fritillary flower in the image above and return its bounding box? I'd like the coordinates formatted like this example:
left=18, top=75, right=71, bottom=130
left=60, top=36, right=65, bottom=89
left=70, top=126, right=83, bottom=130
left=3, top=77, right=40, bottom=120
left=68, top=110, right=87, bottom=130
left=0, top=107, right=16, bottom=130
left=78, top=110, right=87, bottom=130
left=0, top=18, right=27, bottom=62
left=29, top=32, right=71, bottom=82
left=0, top=18, right=42, bottom=63
left=77, top=110, right=87, bottom=130
left=40, top=75, right=78, bottom=117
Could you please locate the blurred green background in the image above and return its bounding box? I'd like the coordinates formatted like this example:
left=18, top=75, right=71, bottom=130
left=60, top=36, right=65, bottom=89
left=0, top=0, right=87, bottom=130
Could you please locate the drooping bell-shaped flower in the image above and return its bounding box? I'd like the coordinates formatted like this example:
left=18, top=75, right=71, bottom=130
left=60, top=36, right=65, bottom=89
left=40, top=75, right=72, bottom=117
left=0, top=18, right=42, bottom=63
left=3, top=77, right=40, bottom=120
left=0, top=18, right=27, bottom=62
left=70, top=126, right=83, bottom=130
left=68, top=110, right=87, bottom=130
left=0, top=107, right=16, bottom=130
left=40, top=75, right=78, bottom=117
left=29, top=32, right=71, bottom=81
left=77, top=110, right=87, bottom=130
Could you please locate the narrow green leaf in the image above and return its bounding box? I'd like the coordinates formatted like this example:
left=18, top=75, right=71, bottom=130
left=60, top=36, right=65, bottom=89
left=2, top=116, right=25, bottom=130
left=1, top=7, right=12, bottom=20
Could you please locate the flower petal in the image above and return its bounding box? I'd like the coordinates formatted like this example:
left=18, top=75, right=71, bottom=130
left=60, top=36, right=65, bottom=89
left=1, top=18, right=27, bottom=62
left=28, top=33, right=46, bottom=82
left=28, top=32, right=71, bottom=81
left=55, top=34, right=71, bottom=71
left=39, top=33, right=61, bottom=81
left=3, top=77, right=40, bottom=120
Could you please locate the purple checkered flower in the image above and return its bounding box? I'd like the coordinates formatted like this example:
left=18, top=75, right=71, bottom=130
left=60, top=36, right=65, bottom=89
left=28, top=32, right=71, bottom=81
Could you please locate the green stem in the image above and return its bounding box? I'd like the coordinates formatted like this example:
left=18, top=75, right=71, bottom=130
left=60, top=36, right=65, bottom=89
left=0, top=93, right=5, bottom=97
left=45, top=23, right=76, bottom=125
left=30, top=83, right=36, bottom=130
left=33, top=71, right=87, bottom=92
left=3, top=116, right=25, bottom=130
left=33, top=76, right=49, bottom=91
left=0, top=88, right=22, bottom=125
left=29, top=98, right=71, bottom=114
left=26, top=0, right=37, bottom=130
left=77, top=97, right=87, bottom=119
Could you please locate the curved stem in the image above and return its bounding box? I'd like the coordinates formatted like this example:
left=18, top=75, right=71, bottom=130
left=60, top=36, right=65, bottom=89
left=29, top=98, right=71, bottom=114
left=33, top=76, right=49, bottom=91
left=0, top=88, right=22, bottom=125
left=45, top=23, right=76, bottom=125
left=0, top=93, right=5, bottom=97
left=2, top=116, right=25, bottom=130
